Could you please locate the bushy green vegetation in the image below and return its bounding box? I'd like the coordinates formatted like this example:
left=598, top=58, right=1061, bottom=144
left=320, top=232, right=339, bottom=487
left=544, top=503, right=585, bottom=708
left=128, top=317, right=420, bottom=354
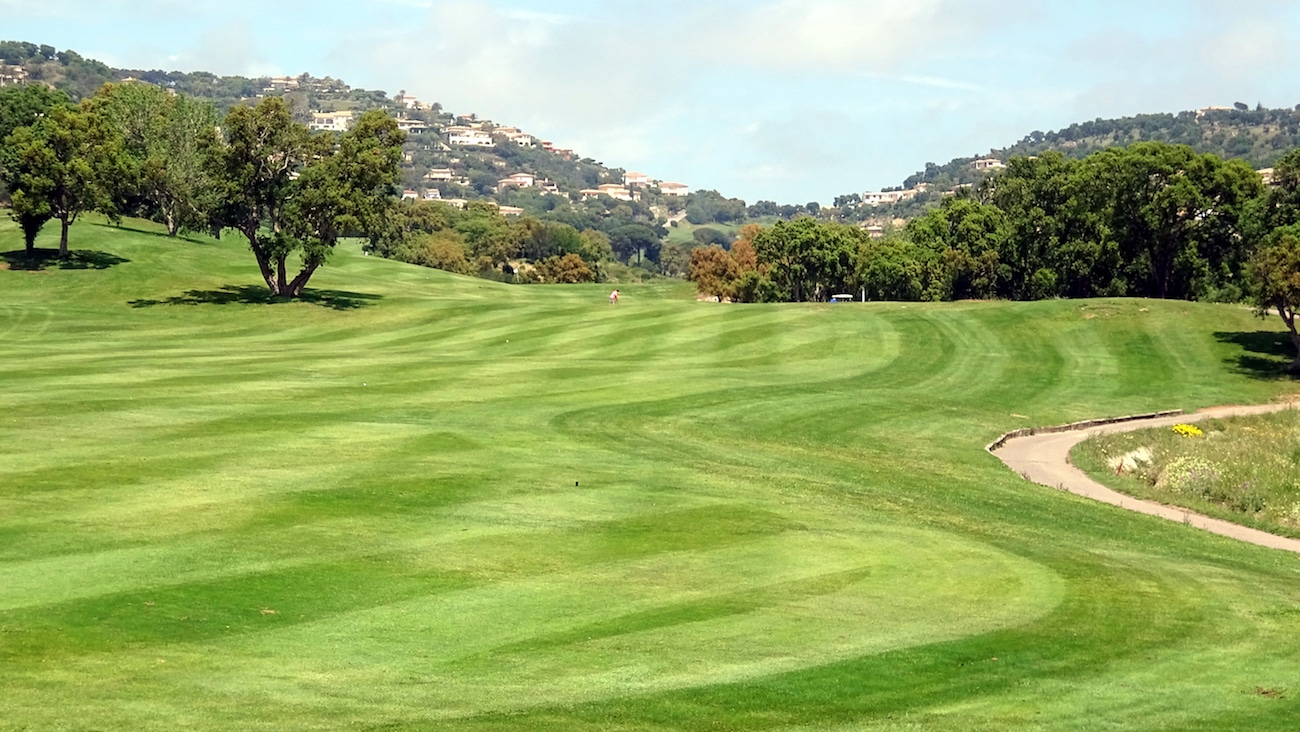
left=1074, top=411, right=1300, bottom=538
left=3, top=218, right=1300, bottom=729
left=904, top=145, right=1264, bottom=302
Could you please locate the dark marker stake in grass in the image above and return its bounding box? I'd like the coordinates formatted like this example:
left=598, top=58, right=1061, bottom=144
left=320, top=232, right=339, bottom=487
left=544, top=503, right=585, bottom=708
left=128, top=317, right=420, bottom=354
left=2, top=216, right=1299, bottom=730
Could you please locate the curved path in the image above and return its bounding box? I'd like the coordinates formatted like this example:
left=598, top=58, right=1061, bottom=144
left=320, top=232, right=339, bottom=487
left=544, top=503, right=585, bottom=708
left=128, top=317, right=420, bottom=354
left=992, top=402, right=1300, bottom=554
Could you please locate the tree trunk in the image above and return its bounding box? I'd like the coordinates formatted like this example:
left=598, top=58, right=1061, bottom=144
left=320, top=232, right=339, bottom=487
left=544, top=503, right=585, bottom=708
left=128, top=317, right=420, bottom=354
left=245, top=231, right=279, bottom=296
left=276, top=256, right=289, bottom=297
left=59, top=216, right=70, bottom=257
left=286, top=262, right=321, bottom=298
left=1282, top=302, right=1300, bottom=374
left=165, top=208, right=179, bottom=237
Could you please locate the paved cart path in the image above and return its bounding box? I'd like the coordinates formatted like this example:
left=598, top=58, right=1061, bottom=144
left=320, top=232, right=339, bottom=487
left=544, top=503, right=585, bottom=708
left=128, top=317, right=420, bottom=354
left=992, top=402, right=1300, bottom=554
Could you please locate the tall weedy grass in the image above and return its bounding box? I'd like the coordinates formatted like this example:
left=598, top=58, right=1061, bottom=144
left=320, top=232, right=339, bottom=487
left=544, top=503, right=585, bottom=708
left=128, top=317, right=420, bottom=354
left=1075, top=410, right=1300, bottom=537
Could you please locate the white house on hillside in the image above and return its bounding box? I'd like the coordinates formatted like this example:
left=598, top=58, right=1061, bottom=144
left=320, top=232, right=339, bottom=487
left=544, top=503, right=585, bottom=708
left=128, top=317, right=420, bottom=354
left=308, top=111, right=355, bottom=132
left=502, top=131, right=536, bottom=146
left=658, top=181, right=690, bottom=197
left=448, top=127, right=494, bottom=147
left=498, top=173, right=536, bottom=190
left=582, top=184, right=638, bottom=202
left=394, top=116, right=428, bottom=133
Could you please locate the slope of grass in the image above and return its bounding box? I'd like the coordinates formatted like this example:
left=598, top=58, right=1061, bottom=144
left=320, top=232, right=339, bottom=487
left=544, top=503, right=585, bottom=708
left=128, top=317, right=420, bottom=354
left=2, top=217, right=1300, bottom=730
left=664, top=220, right=743, bottom=245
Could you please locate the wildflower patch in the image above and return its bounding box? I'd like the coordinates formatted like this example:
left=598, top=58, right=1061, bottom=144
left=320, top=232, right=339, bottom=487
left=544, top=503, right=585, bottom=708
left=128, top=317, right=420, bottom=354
left=1075, top=410, right=1300, bottom=537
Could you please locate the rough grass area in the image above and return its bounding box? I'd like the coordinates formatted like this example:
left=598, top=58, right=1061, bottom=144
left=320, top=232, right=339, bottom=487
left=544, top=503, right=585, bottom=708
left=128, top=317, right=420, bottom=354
left=3, top=216, right=1300, bottom=730
left=1073, top=410, right=1300, bottom=538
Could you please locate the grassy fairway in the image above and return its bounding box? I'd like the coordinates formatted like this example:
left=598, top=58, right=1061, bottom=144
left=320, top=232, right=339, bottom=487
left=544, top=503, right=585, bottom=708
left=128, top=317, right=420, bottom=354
left=2, top=218, right=1299, bottom=730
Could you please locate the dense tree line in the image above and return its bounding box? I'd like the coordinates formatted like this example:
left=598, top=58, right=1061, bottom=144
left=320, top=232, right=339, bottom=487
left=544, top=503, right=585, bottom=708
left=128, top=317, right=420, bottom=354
left=689, top=143, right=1300, bottom=368
left=369, top=199, right=612, bottom=283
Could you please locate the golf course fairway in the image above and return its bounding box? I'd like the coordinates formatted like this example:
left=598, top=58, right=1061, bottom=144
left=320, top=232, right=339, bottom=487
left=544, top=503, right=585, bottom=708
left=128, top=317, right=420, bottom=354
left=2, top=217, right=1298, bottom=730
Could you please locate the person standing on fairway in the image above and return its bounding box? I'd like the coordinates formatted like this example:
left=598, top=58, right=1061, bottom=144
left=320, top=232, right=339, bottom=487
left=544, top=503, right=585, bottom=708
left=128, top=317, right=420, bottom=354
left=609, top=289, right=620, bottom=305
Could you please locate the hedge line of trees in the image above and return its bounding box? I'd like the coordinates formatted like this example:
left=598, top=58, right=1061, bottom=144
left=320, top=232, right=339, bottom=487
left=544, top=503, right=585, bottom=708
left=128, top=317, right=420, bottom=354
left=370, top=199, right=613, bottom=284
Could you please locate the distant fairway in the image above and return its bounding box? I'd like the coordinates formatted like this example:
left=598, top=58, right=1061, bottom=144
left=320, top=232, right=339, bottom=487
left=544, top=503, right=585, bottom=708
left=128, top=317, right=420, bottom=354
left=2, top=218, right=1299, bottom=730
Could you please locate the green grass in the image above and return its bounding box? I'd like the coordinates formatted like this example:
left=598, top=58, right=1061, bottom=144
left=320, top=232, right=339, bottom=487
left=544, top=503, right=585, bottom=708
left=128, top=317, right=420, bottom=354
left=1073, top=411, right=1300, bottom=538
left=664, top=220, right=744, bottom=245
left=3, top=216, right=1300, bottom=730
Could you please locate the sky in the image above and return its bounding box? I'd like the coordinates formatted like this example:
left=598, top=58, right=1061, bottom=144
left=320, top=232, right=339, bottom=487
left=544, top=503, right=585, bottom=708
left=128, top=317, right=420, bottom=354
left=5, top=0, right=1300, bottom=204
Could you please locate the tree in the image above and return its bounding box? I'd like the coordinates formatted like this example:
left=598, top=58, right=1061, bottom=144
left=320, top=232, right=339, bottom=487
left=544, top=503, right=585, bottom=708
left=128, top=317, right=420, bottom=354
left=834, top=193, right=862, bottom=209
left=207, top=99, right=404, bottom=297
left=609, top=223, right=661, bottom=265
left=730, top=225, right=761, bottom=273
left=0, top=84, right=69, bottom=151
left=1253, top=148, right=1300, bottom=234
left=407, top=230, right=471, bottom=274
left=692, top=227, right=733, bottom=248
left=688, top=245, right=739, bottom=300
left=576, top=229, right=613, bottom=266
left=4, top=103, right=127, bottom=256
left=90, top=83, right=219, bottom=236
left=659, top=242, right=691, bottom=278
left=685, top=190, right=747, bottom=225
left=0, top=86, right=69, bottom=250
left=855, top=236, right=936, bottom=301
left=454, top=201, right=521, bottom=269
left=1082, top=143, right=1260, bottom=299
left=1247, top=226, right=1300, bottom=372
left=519, top=220, right=583, bottom=262
left=751, top=218, right=862, bottom=302
left=533, top=253, right=596, bottom=283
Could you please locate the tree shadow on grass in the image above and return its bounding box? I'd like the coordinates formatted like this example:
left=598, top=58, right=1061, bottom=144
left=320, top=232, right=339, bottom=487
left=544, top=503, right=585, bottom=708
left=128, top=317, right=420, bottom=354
left=129, top=284, right=381, bottom=311
left=94, top=222, right=213, bottom=245
left=0, top=248, right=130, bottom=271
left=1214, top=331, right=1299, bottom=380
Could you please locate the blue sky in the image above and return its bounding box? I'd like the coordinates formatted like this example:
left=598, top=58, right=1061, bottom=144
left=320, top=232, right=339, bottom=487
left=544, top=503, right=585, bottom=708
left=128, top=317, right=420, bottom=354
left=5, top=0, right=1300, bottom=203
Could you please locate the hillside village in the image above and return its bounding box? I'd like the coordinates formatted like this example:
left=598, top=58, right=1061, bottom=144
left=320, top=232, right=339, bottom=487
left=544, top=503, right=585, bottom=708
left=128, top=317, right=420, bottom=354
left=0, top=45, right=693, bottom=230
left=1, top=41, right=1295, bottom=257
left=249, top=75, right=692, bottom=215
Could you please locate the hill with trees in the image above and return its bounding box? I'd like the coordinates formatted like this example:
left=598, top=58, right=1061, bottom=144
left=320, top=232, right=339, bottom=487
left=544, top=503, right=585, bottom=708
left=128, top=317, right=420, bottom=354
left=837, top=104, right=1300, bottom=220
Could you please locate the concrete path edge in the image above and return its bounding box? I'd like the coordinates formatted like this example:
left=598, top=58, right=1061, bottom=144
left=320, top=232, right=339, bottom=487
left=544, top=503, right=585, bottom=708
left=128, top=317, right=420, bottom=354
left=989, top=401, right=1300, bottom=555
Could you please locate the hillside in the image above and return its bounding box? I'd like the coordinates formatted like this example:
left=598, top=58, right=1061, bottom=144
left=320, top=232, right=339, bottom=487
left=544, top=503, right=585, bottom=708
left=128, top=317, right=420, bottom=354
left=841, top=105, right=1300, bottom=222
left=0, top=40, right=669, bottom=215
left=913, top=106, right=1300, bottom=190
left=4, top=218, right=1300, bottom=729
